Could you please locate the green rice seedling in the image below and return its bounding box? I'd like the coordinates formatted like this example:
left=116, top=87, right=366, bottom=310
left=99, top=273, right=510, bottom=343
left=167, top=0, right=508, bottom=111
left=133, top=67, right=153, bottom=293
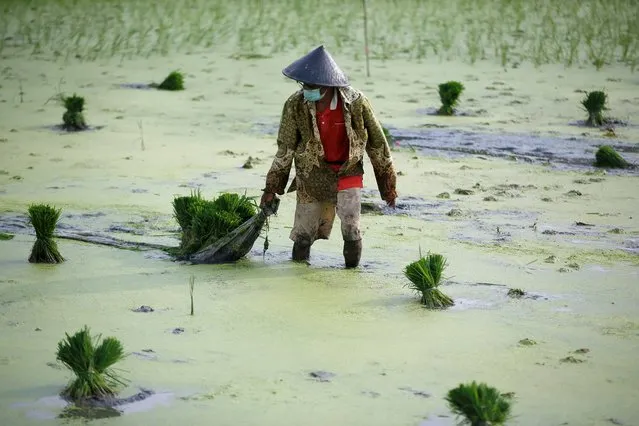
left=581, top=91, right=607, bottom=126
left=437, top=81, right=465, bottom=116
left=189, top=275, right=195, bottom=316
left=0, top=232, right=14, bottom=240
left=62, top=94, right=88, bottom=131
left=154, top=70, right=184, bottom=91
left=445, top=381, right=513, bottom=426
left=404, top=250, right=454, bottom=309
left=173, top=191, right=257, bottom=256
left=507, top=288, right=525, bottom=298
left=594, top=145, right=629, bottom=169
left=27, top=203, right=65, bottom=263
left=172, top=189, right=205, bottom=252
left=56, top=325, right=127, bottom=402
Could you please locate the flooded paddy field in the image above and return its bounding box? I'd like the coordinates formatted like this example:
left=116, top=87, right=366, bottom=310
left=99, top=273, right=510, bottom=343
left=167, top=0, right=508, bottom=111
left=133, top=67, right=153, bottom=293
left=1, top=0, right=638, bottom=425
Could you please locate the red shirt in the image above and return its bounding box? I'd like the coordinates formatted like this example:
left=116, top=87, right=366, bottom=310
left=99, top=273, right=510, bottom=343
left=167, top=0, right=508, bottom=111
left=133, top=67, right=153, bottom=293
left=316, top=95, right=364, bottom=191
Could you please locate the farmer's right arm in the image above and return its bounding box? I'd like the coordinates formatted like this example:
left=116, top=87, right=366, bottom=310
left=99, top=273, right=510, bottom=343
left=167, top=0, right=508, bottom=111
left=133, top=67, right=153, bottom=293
left=263, top=97, right=298, bottom=196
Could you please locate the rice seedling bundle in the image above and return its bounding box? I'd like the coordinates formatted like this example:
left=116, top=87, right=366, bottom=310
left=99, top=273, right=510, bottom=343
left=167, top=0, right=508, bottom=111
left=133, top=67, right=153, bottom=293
left=27, top=203, right=65, bottom=263
left=154, top=70, right=184, bottom=91
left=437, top=81, right=465, bottom=116
left=581, top=90, right=607, bottom=127
left=404, top=251, right=454, bottom=308
left=594, top=145, right=628, bottom=168
left=56, top=326, right=127, bottom=402
left=62, top=94, right=88, bottom=131
left=173, top=191, right=256, bottom=256
left=445, top=381, right=513, bottom=426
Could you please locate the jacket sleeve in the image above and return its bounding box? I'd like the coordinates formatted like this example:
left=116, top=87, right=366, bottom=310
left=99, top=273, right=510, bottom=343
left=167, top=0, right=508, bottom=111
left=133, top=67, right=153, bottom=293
left=263, top=97, right=299, bottom=195
left=362, top=96, right=397, bottom=202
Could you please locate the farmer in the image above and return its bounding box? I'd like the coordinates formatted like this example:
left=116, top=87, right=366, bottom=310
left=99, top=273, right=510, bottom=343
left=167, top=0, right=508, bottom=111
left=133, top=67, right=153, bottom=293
left=260, top=45, right=397, bottom=268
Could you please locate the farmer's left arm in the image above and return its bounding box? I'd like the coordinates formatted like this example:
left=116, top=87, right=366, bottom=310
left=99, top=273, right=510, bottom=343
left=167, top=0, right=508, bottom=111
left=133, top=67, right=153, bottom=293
left=362, top=96, right=397, bottom=205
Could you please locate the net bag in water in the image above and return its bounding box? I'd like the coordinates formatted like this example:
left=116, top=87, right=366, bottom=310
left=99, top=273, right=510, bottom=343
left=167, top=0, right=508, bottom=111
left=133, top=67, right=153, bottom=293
left=188, top=197, right=279, bottom=264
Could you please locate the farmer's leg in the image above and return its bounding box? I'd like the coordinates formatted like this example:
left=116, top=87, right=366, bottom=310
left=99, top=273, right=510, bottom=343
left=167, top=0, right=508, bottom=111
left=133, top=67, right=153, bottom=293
left=336, top=188, right=362, bottom=268
left=289, top=201, right=336, bottom=261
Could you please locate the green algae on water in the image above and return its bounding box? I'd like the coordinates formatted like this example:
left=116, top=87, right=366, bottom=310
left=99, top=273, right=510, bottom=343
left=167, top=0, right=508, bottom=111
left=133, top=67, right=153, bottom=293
left=404, top=250, right=454, bottom=309
left=56, top=325, right=128, bottom=402
left=27, top=203, right=65, bottom=263
left=445, top=381, right=513, bottom=426
left=594, top=145, right=629, bottom=169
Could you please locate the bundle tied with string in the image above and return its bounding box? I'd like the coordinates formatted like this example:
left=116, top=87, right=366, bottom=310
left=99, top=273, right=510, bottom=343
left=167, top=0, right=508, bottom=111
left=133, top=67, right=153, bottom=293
left=172, top=190, right=279, bottom=264
left=404, top=250, right=454, bottom=309
left=27, top=203, right=65, bottom=263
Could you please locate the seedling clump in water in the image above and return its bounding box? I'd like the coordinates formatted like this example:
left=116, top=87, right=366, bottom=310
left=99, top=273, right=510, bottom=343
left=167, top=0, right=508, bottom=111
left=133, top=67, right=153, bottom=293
left=62, top=94, right=88, bottom=131
left=27, top=203, right=65, bottom=263
left=172, top=190, right=257, bottom=256
left=56, top=325, right=127, bottom=402
left=404, top=250, right=454, bottom=309
left=581, top=90, right=607, bottom=127
left=594, top=145, right=629, bottom=169
left=446, top=381, right=513, bottom=426
left=437, top=81, right=465, bottom=115
left=507, top=288, right=526, bottom=298
left=154, top=71, right=185, bottom=91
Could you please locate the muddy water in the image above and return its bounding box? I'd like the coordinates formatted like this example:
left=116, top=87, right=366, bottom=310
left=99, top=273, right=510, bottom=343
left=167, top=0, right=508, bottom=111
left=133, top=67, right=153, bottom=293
left=1, top=205, right=638, bottom=426
left=390, top=127, right=639, bottom=173
left=1, top=39, right=638, bottom=425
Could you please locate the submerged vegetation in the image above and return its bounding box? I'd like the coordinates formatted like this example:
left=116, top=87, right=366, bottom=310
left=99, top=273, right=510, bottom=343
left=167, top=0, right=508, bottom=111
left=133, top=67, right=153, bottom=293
left=594, top=145, right=629, bottom=168
left=56, top=326, right=127, bottom=402
left=581, top=91, right=607, bottom=126
left=172, top=190, right=257, bottom=256
left=437, top=81, right=465, bottom=115
left=1, top=0, right=637, bottom=71
left=27, top=203, right=65, bottom=263
left=404, top=250, right=454, bottom=309
left=62, top=94, right=88, bottom=131
left=446, top=381, right=513, bottom=426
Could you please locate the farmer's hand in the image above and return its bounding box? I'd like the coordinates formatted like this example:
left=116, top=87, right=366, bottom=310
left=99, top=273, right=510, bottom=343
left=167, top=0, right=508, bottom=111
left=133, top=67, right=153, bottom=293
left=260, top=192, right=276, bottom=208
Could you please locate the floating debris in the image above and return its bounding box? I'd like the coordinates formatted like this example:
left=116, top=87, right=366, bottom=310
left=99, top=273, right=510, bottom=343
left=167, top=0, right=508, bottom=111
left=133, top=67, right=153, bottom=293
left=132, top=305, right=154, bottom=313
left=309, top=371, right=335, bottom=382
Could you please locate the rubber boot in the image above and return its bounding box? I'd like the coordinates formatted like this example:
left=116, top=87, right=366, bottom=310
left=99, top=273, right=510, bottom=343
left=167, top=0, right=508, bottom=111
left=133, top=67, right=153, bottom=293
left=343, top=240, right=362, bottom=269
left=292, top=241, right=311, bottom=262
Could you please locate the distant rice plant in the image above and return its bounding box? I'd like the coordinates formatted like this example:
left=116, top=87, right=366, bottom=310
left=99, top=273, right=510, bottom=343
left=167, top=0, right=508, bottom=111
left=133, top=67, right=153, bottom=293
left=1, top=0, right=637, bottom=71
left=594, top=145, right=629, bottom=168
left=437, top=81, right=465, bottom=115
left=62, top=94, right=88, bottom=131
left=581, top=90, right=607, bottom=126
left=152, top=70, right=184, bottom=91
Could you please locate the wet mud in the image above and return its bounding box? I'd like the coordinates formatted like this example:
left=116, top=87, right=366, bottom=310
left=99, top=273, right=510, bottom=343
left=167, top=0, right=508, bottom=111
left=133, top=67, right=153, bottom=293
left=252, top=121, right=638, bottom=173
left=389, top=127, right=639, bottom=173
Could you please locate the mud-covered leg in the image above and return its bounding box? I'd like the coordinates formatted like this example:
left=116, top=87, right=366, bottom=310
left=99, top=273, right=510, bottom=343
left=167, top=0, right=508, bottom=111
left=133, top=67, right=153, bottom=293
left=289, top=201, right=327, bottom=263
left=337, top=188, right=362, bottom=268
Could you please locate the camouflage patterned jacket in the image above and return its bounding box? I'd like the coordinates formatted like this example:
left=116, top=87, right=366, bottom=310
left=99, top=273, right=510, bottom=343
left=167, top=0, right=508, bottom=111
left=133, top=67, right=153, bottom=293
left=262, top=86, right=397, bottom=204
